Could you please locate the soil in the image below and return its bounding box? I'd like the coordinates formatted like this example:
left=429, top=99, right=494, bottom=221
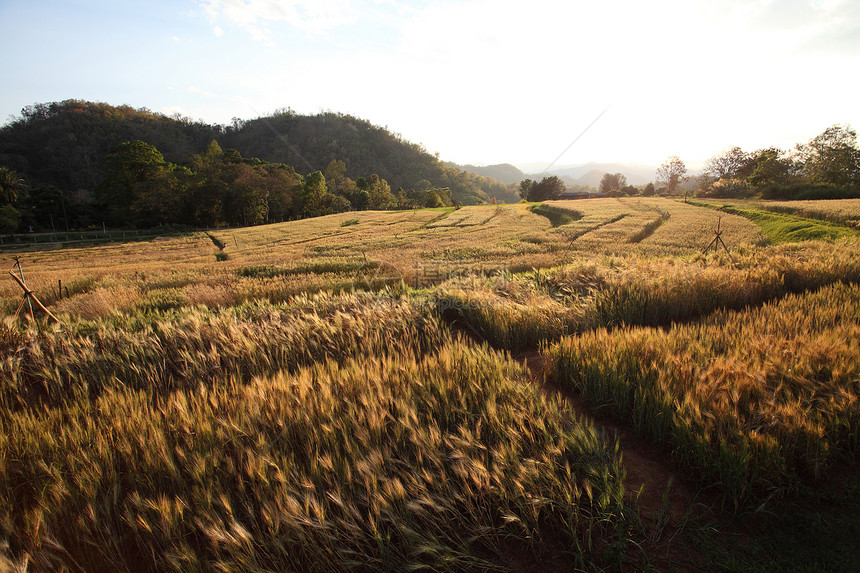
left=442, top=309, right=859, bottom=572
left=517, top=349, right=709, bottom=572
left=442, top=310, right=712, bottom=570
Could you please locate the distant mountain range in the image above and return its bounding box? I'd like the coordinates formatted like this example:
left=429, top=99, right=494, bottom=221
left=451, top=161, right=661, bottom=187
left=447, top=163, right=527, bottom=185
left=541, top=163, right=659, bottom=186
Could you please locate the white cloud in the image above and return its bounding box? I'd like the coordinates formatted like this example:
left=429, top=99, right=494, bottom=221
left=213, top=26, right=224, bottom=37
left=197, top=0, right=357, bottom=43
left=182, top=0, right=860, bottom=165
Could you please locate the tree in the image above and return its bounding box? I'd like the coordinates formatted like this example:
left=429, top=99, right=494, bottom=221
left=641, top=182, right=655, bottom=196
left=518, top=179, right=533, bottom=201
left=0, top=204, right=21, bottom=233
left=96, top=141, right=171, bottom=225
left=132, top=171, right=189, bottom=227
left=656, top=156, right=686, bottom=195
left=527, top=176, right=565, bottom=201
left=704, top=146, right=751, bottom=179
left=297, top=171, right=350, bottom=218
left=301, top=171, right=329, bottom=217
left=103, top=141, right=169, bottom=184
left=353, top=189, right=370, bottom=210
left=0, top=167, right=25, bottom=205
left=599, top=173, right=627, bottom=195
left=202, top=139, right=224, bottom=163
left=367, top=174, right=395, bottom=210
left=425, top=190, right=444, bottom=208
left=796, top=124, right=860, bottom=186
left=395, top=188, right=416, bottom=209
left=746, top=148, right=794, bottom=187
left=325, top=159, right=348, bottom=192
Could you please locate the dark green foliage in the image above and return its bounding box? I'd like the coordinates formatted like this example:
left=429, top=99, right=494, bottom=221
left=760, top=183, right=860, bottom=200
left=796, top=124, right=860, bottom=186
left=0, top=101, right=218, bottom=192
left=522, top=176, right=566, bottom=201
left=0, top=167, right=25, bottom=204
left=300, top=171, right=349, bottom=217
left=0, top=100, right=516, bottom=230
left=0, top=205, right=21, bottom=233
left=701, top=125, right=860, bottom=199
left=223, top=110, right=514, bottom=204
left=96, top=140, right=172, bottom=225
left=746, top=147, right=795, bottom=187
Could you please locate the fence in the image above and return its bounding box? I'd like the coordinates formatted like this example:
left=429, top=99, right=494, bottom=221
left=0, top=229, right=175, bottom=249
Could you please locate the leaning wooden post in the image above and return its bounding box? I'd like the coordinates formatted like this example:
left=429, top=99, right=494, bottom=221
left=13, top=257, right=34, bottom=320
left=9, top=259, right=62, bottom=324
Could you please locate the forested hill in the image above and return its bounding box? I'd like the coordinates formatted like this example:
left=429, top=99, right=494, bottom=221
left=0, top=101, right=217, bottom=193
left=0, top=101, right=517, bottom=227
left=223, top=110, right=514, bottom=204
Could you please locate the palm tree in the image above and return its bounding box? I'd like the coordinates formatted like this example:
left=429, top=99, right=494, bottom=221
left=0, top=167, right=24, bottom=204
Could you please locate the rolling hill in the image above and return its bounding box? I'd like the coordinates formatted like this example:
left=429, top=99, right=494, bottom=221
left=0, top=100, right=518, bottom=211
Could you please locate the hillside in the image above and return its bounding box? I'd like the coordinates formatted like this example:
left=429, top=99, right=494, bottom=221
left=0, top=100, right=517, bottom=221
left=0, top=101, right=217, bottom=192
left=223, top=110, right=516, bottom=204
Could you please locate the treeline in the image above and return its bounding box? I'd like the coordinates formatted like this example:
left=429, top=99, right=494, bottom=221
left=694, top=124, right=860, bottom=199
left=0, top=140, right=466, bottom=232
left=0, top=100, right=517, bottom=231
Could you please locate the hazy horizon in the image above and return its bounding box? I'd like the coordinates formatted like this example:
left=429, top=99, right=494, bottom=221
left=2, top=0, right=858, bottom=168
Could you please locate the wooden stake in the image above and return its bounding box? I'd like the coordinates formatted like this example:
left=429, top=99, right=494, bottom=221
left=9, top=259, right=62, bottom=324
left=13, top=258, right=34, bottom=320
left=703, top=217, right=735, bottom=264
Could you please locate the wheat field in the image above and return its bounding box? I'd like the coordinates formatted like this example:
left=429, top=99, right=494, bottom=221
left=1, top=197, right=858, bottom=570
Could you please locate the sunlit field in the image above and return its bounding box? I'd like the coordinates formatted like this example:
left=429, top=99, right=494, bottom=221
left=707, top=198, right=860, bottom=229
left=547, top=281, right=860, bottom=506
left=0, top=199, right=766, bottom=319
left=1, top=198, right=859, bottom=571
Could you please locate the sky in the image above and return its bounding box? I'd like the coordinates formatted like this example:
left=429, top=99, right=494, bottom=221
left=1, top=0, right=859, bottom=169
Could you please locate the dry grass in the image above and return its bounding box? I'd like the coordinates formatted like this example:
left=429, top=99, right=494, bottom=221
left=436, top=238, right=860, bottom=351
left=0, top=292, right=444, bottom=411
left=547, top=282, right=860, bottom=506
left=1, top=198, right=858, bottom=567
left=723, top=198, right=860, bottom=229
left=1, top=322, right=629, bottom=571
left=546, top=197, right=764, bottom=256
left=0, top=200, right=768, bottom=320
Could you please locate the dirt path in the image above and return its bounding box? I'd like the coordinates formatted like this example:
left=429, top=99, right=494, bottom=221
left=441, top=310, right=710, bottom=570
left=519, top=350, right=699, bottom=520
left=516, top=349, right=711, bottom=571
